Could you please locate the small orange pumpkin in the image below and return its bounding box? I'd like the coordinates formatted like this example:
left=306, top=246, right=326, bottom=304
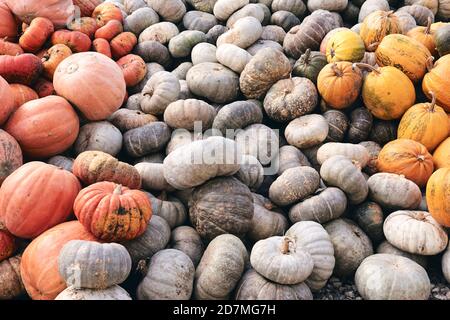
left=33, top=78, right=55, bottom=97
left=51, top=30, right=92, bottom=53
left=426, top=168, right=450, bottom=227
left=92, top=38, right=112, bottom=58
left=74, top=182, right=152, bottom=241
left=116, top=54, right=147, bottom=87
left=94, top=19, right=123, bottom=41
left=360, top=10, right=402, bottom=51
left=92, top=2, right=123, bottom=27
left=317, top=61, right=363, bottom=109
left=19, top=17, right=54, bottom=53
left=0, top=39, right=24, bottom=56
left=422, top=55, right=450, bottom=112
left=42, top=44, right=73, bottom=80
left=110, top=32, right=137, bottom=60
left=433, top=137, right=450, bottom=169
left=9, top=84, right=39, bottom=110
left=67, top=17, right=98, bottom=38
left=407, top=17, right=437, bottom=56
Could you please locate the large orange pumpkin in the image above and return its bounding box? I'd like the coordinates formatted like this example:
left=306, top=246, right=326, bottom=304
left=0, top=75, right=14, bottom=126
left=20, top=221, right=98, bottom=300
left=53, top=52, right=126, bottom=120
left=433, top=137, right=450, bottom=169
left=360, top=10, right=402, bottom=51
left=357, top=63, right=416, bottom=120
left=376, top=34, right=432, bottom=82
left=317, top=61, right=363, bottom=109
left=377, top=139, right=434, bottom=187
left=426, top=168, right=450, bottom=227
left=18, top=17, right=54, bottom=53
left=74, top=181, right=152, bottom=242
left=5, top=0, right=75, bottom=28
left=406, top=18, right=437, bottom=56
left=422, top=55, right=450, bottom=112
left=0, top=129, right=22, bottom=185
left=41, top=44, right=72, bottom=80
left=73, top=0, right=102, bottom=17
left=0, top=162, right=81, bottom=239
left=0, top=2, right=17, bottom=40
left=398, top=92, right=449, bottom=151
left=9, top=84, right=39, bottom=110
left=4, top=96, right=80, bottom=159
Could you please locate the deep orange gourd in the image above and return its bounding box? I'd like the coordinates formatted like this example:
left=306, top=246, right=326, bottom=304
left=0, top=39, right=23, bottom=56
left=73, top=0, right=103, bottom=17
left=360, top=10, right=402, bottom=51
left=19, top=17, right=54, bottom=53
left=0, top=54, right=43, bottom=85
left=110, top=32, right=137, bottom=60
left=95, top=19, right=123, bottom=41
left=67, top=17, right=98, bottom=38
left=92, top=2, right=123, bottom=27
left=33, top=78, right=55, bottom=97
left=0, top=76, right=14, bottom=126
left=377, top=139, right=434, bottom=187
left=426, top=168, right=450, bottom=227
left=0, top=229, right=15, bottom=262
left=422, top=55, right=450, bottom=112
left=41, top=44, right=73, bottom=80
left=92, top=38, right=112, bottom=58
left=433, top=137, right=450, bottom=169
left=51, top=30, right=92, bottom=53
left=0, top=2, right=17, bottom=40
left=20, top=221, right=99, bottom=300
left=4, top=96, right=80, bottom=159
left=116, top=54, right=147, bottom=87
left=407, top=17, right=437, bottom=56
left=9, top=84, right=39, bottom=110
left=74, top=182, right=152, bottom=242
left=0, top=129, right=23, bottom=185
left=317, top=61, right=363, bottom=109
left=0, top=162, right=81, bottom=239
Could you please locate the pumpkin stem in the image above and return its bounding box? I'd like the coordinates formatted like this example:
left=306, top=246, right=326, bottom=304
left=352, top=160, right=362, bottom=170
left=353, top=62, right=381, bottom=74
left=281, top=237, right=292, bottom=254
left=426, top=56, right=434, bottom=72
left=158, top=191, right=167, bottom=201
left=113, top=184, right=123, bottom=195
left=428, top=91, right=437, bottom=111
left=331, top=63, right=343, bottom=77
left=417, top=154, right=425, bottom=162
left=303, top=48, right=311, bottom=62
left=367, top=42, right=380, bottom=51
left=425, top=17, right=432, bottom=35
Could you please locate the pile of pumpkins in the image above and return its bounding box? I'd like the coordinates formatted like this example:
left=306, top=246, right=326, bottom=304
left=0, top=0, right=449, bottom=301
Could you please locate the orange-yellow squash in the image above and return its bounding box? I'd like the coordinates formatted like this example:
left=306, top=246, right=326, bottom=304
left=422, top=55, right=450, bottom=112
left=360, top=10, right=402, bottom=51
left=426, top=168, right=450, bottom=227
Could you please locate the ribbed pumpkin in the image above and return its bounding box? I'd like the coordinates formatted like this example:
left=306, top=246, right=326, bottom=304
left=73, top=0, right=102, bottom=17
left=422, top=55, right=450, bottom=112
left=406, top=18, right=437, bottom=56
left=4, top=96, right=79, bottom=159
left=74, top=182, right=152, bottom=242
left=9, top=84, right=39, bottom=110
left=317, top=62, right=363, bottom=109
left=360, top=10, right=402, bottom=52
left=53, top=52, right=126, bottom=121
left=67, top=17, right=98, bottom=38
left=426, top=168, right=450, bottom=227
left=18, top=17, right=54, bottom=53
left=356, top=63, right=416, bottom=120
left=20, top=221, right=99, bottom=300
left=0, top=76, right=14, bottom=126
left=433, top=137, right=450, bottom=169
left=398, top=92, right=449, bottom=151
left=376, top=34, right=432, bottom=82
left=0, top=2, right=18, bottom=40
left=292, top=49, right=328, bottom=84
left=0, top=130, right=22, bottom=185
left=377, top=139, right=434, bottom=187
left=326, top=29, right=365, bottom=63
left=0, top=162, right=81, bottom=239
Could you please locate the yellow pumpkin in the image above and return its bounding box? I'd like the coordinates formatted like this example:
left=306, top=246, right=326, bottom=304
left=422, top=55, right=450, bottom=112
left=375, top=34, right=432, bottom=83
left=398, top=92, right=449, bottom=151
left=426, top=168, right=450, bottom=227
left=360, top=10, right=402, bottom=52
left=406, top=18, right=437, bottom=56
left=433, top=137, right=450, bottom=169
left=326, top=29, right=366, bottom=63
left=430, top=22, right=450, bottom=33
left=356, top=63, right=416, bottom=120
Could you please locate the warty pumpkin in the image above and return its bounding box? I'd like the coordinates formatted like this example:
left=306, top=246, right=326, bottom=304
left=422, top=55, right=450, bottom=112
left=19, top=17, right=54, bottom=53
left=360, top=10, right=402, bottom=51
left=426, top=168, right=450, bottom=227
left=74, top=182, right=152, bottom=242
left=54, top=52, right=126, bottom=121
left=0, top=162, right=81, bottom=239
left=433, top=137, right=450, bottom=169
left=325, top=29, right=366, bottom=63
left=20, top=221, right=99, bottom=300
left=356, top=63, right=416, bottom=120
left=317, top=61, right=363, bottom=109
left=377, top=139, right=434, bottom=187
left=407, top=17, right=437, bottom=56
left=42, top=44, right=73, bottom=80
left=375, top=34, right=432, bottom=82
left=0, top=2, right=17, bottom=40
left=67, top=17, right=99, bottom=39
left=116, top=54, right=147, bottom=87
left=4, top=96, right=79, bottom=159
left=398, top=91, right=449, bottom=151
left=92, top=2, right=123, bottom=27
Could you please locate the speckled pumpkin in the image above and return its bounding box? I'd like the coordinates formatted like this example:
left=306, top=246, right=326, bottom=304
left=360, top=10, right=401, bottom=51
left=426, top=168, right=450, bottom=227
left=422, top=55, right=450, bottom=112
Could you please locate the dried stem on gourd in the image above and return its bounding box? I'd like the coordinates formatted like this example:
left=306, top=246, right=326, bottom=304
left=425, top=17, right=432, bottom=35
left=426, top=56, right=435, bottom=72
left=428, top=91, right=437, bottom=112
left=352, top=160, right=362, bottom=171
left=303, top=48, right=311, bottom=63
left=281, top=237, right=292, bottom=254
left=353, top=62, right=381, bottom=74
left=113, top=184, right=123, bottom=195
left=331, top=63, right=343, bottom=77
left=367, top=42, right=380, bottom=51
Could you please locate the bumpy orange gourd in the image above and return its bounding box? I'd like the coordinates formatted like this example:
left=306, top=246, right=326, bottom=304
left=9, top=84, right=39, bottom=110
left=422, top=55, right=450, bottom=112
left=0, top=54, right=43, bottom=85
left=426, top=168, right=450, bottom=227
left=0, top=162, right=81, bottom=239
left=326, top=29, right=365, bottom=63
left=0, top=2, right=17, bottom=40
left=4, top=96, right=80, bottom=159
left=433, top=137, right=450, bottom=169
left=110, top=32, right=137, bottom=60
left=398, top=92, right=449, bottom=151
left=51, top=30, right=92, bottom=53
left=53, top=52, right=126, bottom=120
left=92, top=38, right=112, bottom=58
left=356, top=63, right=416, bottom=120
left=67, top=17, right=98, bottom=38
left=376, top=34, right=432, bottom=82
left=19, top=17, right=54, bottom=53
left=360, top=10, right=401, bottom=51
left=20, top=221, right=98, bottom=300
left=317, top=61, right=363, bottom=109
left=74, top=181, right=152, bottom=241
left=92, top=2, right=123, bottom=27
left=0, top=39, right=23, bottom=56
left=42, top=44, right=73, bottom=80
left=377, top=139, right=434, bottom=187
left=0, top=76, right=14, bottom=126
left=94, top=19, right=123, bottom=41
left=116, top=54, right=147, bottom=87
left=407, top=18, right=437, bottom=56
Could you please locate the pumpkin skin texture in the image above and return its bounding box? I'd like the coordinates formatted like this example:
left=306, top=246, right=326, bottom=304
left=108, top=109, right=157, bottom=133
left=285, top=114, right=329, bottom=149
left=53, top=52, right=127, bottom=121
left=41, top=44, right=73, bottom=80
left=407, top=19, right=437, bottom=56
left=383, top=210, right=448, bottom=255
left=377, top=240, right=427, bottom=269
left=48, top=155, right=74, bottom=172
left=375, top=34, right=432, bottom=83
left=55, top=285, right=131, bottom=300
left=0, top=229, right=15, bottom=263
left=422, top=55, right=450, bottom=112
left=426, top=168, right=450, bottom=227
left=94, top=19, right=123, bottom=41
left=212, top=100, right=263, bottom=135
left=137, top=249, right=195, bottom=300
left=0, top=39, right=24, bottom=56
left=110, top=32, right=138, bottom=60
left=292, top=49, right=328, bottom=84
left=443, top=245, right=450, bottom=284
left=194, top=234, right=248, bottom=300
left=360, top=141, right=382, bottom=175
left=326, top=29, right=365, bottom=63
left=4, top=96, right=79, bottom=159
left=398, top=93, right=449, bottom=151
left=189, top=177, right=254, bottom=241
left=353, top=201, right=384, bottom=244
left=435, top=25, right=450, bottom=56
left=74, top=182, right=152, bottom=242
left=117, top=54, right=147, bottom=87
left=359, top=65, right=416, bottom=120
left=0, top=76, right=14, bottom=126
left=0, top=255, right=25, bottom=300
left=433, top=137, right=450, bottom=169
left=33, top=78, right=55, bottom=97
left=92, top=38, right=112, bottom=58
left=51, top=30, right=92, bottom=53
left=0, top=130, right=22, bottom=185
left=317, top=142, right=370, bottom=167
left=170, top=226, right=203, bottom=267
left=19, top=17, right=54, bottom=53
left=377, top=139, right=434, bottom=187
left=0, top=54, right=43, bottom=86
left=73, top=151, right=142, bottom=189
left=317, top=62, right=363, bottom=109
left=355, top=254, right=430, bottom=300
left=360, top=10, right=401, bottom=51
left=58, top=240, right=132, bottom=289
left=20, top=221, right=98, bottom=300
left=0, top=3, right=18, bottom=40
left=73, top=0, right=103, bottom=17
left=67, top=17, right=99, bottom=39
left=0, top=162, right=81, bottom=239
